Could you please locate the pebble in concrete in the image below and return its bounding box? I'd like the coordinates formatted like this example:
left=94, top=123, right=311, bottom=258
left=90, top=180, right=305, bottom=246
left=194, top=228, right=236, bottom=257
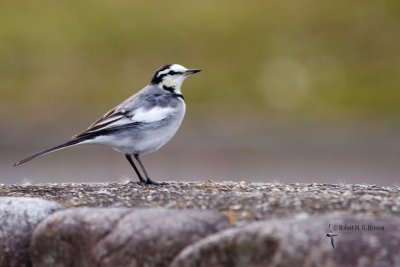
left=31, top=207, right=229, bottom=267
left=170, top=215, right=400, bottom=267
left=0, top=197, right=66, bottom=267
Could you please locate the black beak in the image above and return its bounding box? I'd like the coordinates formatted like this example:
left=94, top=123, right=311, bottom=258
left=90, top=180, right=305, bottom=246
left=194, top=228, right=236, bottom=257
left=185, top=69, right=202, bottom=75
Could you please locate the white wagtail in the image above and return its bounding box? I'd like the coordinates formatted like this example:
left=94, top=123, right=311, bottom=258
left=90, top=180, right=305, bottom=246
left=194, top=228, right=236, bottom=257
left=14, top=64, right=201, bottom=185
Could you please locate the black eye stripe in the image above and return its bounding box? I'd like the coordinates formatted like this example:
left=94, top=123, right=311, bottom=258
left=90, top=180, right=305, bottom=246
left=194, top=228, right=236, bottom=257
left=150, top=64, right=185, bottom=84
left=168, top=71, right=183, bottom=75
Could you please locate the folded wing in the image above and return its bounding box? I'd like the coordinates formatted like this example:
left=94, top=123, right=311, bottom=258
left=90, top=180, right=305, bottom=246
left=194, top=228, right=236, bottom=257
left=74, top=99, right=176, bottom=139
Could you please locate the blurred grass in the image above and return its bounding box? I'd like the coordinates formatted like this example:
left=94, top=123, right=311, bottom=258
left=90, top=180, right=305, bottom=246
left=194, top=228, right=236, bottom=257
left=1, top=0, right=400, bottom=122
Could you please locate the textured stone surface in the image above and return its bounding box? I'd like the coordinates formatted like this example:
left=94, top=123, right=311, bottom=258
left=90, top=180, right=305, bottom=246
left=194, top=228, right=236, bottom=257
left=170, top=215, right=400, bottom=267
left=31, top=207, right=229, bottom=267
left=1, top=182, right=399, bottom=266
left=0, top=182, right=398, bottom=225
left=0, top=197, right=66, bottom=267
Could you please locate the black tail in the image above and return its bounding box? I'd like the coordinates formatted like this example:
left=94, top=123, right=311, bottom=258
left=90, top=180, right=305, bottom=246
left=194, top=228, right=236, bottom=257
left=13, top=138, right=86, bottom=166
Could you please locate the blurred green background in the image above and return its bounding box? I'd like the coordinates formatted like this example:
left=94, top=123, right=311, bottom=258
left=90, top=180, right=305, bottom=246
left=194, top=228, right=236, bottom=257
left=1, top=0, right=400, bottom=185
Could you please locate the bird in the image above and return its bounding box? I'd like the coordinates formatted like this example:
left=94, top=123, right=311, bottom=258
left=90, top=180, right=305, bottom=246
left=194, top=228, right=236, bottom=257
left=326, top=224, right=338, bottom=248
left=13, top=64, right=201, bottom=185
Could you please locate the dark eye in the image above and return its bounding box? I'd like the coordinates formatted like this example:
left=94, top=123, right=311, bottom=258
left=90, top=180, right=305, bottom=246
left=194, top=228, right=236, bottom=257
left=168, top=71, right=177, bottom=75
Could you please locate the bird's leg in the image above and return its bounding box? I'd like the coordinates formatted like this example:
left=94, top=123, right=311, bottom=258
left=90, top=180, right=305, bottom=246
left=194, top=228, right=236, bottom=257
left=125, top=154, right=146, bottom=183
left=134, top=154, right=161, bottom=185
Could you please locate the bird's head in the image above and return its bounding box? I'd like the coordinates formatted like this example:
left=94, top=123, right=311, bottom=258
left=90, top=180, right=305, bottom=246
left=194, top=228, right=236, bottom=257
left=151, top=64, right=201, bottom=93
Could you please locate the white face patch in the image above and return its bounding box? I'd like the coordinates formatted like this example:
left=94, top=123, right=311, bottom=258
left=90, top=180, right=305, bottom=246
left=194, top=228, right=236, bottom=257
left=160, top=76, right=187, bottom=93
left=157, top=64, right=190, bottom=92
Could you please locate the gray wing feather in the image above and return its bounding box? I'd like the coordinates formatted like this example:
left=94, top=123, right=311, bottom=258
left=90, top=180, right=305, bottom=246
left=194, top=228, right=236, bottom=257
left=75, top=86, right=179, bottom=138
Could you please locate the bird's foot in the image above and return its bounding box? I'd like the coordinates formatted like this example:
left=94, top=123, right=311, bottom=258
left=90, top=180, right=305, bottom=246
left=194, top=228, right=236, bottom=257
left=146, top=178, right=166, bottom=186
left=126, top=179, right=147, bottom=186
left=125, top=179, right=166, bottom=186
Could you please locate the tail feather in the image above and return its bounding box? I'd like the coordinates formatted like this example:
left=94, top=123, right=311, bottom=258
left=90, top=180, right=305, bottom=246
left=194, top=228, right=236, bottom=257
left=13, top=138, right=86, bottom=166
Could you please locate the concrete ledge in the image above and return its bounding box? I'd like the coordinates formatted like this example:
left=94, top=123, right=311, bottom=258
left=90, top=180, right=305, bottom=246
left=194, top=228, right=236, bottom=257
left=0, top=182, right=399, bottom=267
left=0, top=182, right=398, bottom=223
